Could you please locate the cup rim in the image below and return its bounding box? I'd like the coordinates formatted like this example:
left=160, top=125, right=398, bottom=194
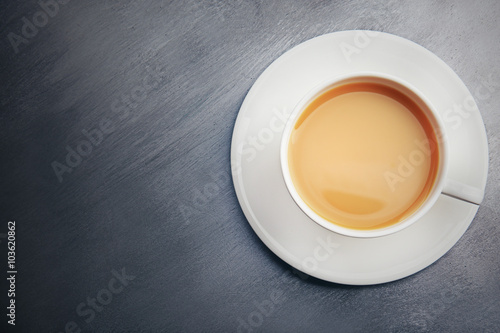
left=280, top=71, right=449, bottom=238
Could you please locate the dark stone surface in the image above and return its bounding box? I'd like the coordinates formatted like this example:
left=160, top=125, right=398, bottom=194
left=0, top=0, right=499, bottom=332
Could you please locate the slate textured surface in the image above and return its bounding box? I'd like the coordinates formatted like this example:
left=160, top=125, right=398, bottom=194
left=1, top=0, right=499, bottom=332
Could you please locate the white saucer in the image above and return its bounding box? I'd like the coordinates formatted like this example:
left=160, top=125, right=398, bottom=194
left=231, top=31, right=488, bottom=285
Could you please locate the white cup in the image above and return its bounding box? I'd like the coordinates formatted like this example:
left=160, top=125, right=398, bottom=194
left=280, top=72, right=453, bottom=238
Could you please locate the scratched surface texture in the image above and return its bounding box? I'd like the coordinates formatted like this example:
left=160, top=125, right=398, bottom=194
left=1, top=0, right=499, bottom=332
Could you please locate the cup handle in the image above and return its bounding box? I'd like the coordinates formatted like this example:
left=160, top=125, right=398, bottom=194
left=442, top=178, right=484, bottom=205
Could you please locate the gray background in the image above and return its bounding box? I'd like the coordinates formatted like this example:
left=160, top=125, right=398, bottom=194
left=1, top=0, right=499, bottom=332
